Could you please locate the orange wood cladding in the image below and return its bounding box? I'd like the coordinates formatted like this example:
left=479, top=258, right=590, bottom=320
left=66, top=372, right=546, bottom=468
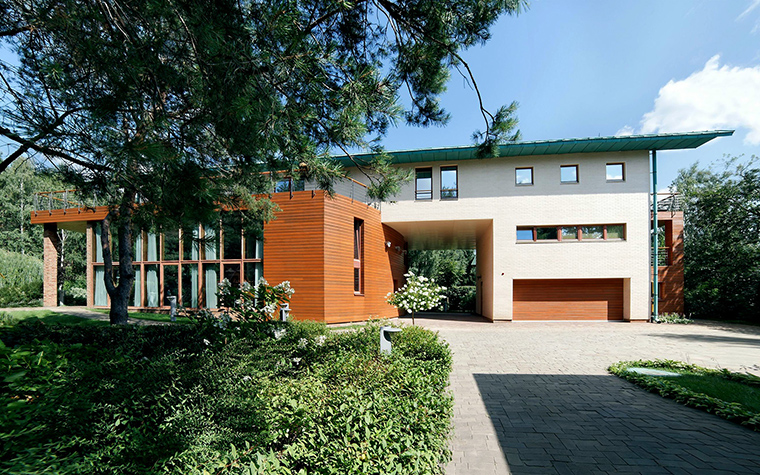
left=30, top=206, right=109, bottom=225
left=655, top=213, right=684, bottom=314
left=263, top=191, right=405, bottom=323
left=513, top=279, right=624, bottom=321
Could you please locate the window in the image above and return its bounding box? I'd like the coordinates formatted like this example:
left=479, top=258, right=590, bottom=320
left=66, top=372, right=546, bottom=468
left=440, top=166, right=458, bottom=199
left=354, top=219, right=364, bottom=294
left=517, top=224, right=626, bottom=242
left=560, top=165, right=578, bottom=184
left=274, top=177, right=305, bottom=193
left=606, top=163, right=625, bottom=182
left=415, top=168, right=432, bottom=200
left=515, top=167, right=533, bottom=185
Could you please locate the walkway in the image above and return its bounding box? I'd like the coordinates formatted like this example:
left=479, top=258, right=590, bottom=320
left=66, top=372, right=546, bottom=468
left=410, top=314, right=760, bottom=474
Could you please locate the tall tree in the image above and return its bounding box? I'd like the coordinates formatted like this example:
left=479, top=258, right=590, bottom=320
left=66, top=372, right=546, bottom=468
left=1, top=0, right=524, bottom=324
left=673, top=158, right=760, bottom=322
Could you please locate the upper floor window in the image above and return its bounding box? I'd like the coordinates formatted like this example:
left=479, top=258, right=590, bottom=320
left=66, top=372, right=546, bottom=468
left=606, top=163, right=625, bottom=182
left=354, top=218, right=364, bottom=294
left=517, top=224, right=626, bottom=242
left=515, top=167, right=533, bottom=186
left=440, top=166, right=458, bottom=199
left=560, top=165, right=579, bottom=184
left=415, top=168, right=432, bottom=200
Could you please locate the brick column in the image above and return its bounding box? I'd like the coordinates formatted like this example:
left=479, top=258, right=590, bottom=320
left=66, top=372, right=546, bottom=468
left=43, top=223, right=60, bottom=307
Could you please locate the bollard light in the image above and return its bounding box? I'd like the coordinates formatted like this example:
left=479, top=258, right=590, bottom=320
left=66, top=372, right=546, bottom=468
left=280, top=302, right=290, bottom=322
left=167, top=296, right=177, bottom=322
left=380, top=326, right=402, bottom=355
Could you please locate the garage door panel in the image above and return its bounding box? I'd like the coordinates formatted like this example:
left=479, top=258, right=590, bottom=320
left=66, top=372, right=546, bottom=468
left=513, top=279, right=623, bottom=321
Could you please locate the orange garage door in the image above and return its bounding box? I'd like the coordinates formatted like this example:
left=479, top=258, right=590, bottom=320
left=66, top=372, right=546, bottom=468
left=513, top=279, right=624, bottom=321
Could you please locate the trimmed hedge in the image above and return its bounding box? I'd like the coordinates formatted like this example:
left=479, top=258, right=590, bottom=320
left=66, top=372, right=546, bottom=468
left=0, top=319, right=452, bottom=474
left=609, top=359, right=760, bottom=431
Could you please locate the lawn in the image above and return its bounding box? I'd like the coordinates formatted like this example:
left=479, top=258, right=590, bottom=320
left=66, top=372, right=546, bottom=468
left=0, top=315, right=453, bottom=474
left=0, top=309, right=108, bottom=327
left=610, top=360, right=760, bottom=431
left=89, top=307, right=193, bottom=324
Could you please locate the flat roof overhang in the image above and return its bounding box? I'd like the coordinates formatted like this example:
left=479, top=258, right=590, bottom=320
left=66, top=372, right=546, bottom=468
left=336, top=130, right=734, bottom=166
left=384, top=219, right=491, bottom=250
left=30, top=206, right=109, bottom=232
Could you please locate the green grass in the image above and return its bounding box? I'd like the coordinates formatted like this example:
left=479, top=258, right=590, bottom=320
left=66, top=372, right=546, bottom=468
left=1, top=310, right=108, bottom=327
left=89, top=308, right=192, bottom=324
left=610, top=360, right=760, bottom=431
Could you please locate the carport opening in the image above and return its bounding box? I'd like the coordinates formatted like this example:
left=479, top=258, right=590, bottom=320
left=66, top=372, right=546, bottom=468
left=408, top=249, right=476, bottom=313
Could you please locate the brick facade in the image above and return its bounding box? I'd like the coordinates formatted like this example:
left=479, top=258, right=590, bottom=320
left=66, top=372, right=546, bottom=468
left=42, top=223, right=60, bottom=307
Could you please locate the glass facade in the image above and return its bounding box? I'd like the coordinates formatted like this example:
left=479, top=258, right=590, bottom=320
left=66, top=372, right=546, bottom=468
left=92, top=217, right=264, bottom=309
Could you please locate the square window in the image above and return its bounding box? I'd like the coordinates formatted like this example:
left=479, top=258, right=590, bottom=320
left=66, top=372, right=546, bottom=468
left=560, top=165, right=578, bottom=183
left=440, top=166, right=458, bottom=199
left=606, top=163, right=625, bottom=182
left=515, top=167, right=533, bottom=185
left=516, top=228, right=534, bottom=241
left=415, top=168, right=433, bottom=200
left=606, top=224, right=625, bottom=240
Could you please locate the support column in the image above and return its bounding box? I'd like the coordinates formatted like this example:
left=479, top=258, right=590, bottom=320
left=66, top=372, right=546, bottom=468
left=86, top=223, right=94, bottom=307
left=43, top=223, right=60, bottom=307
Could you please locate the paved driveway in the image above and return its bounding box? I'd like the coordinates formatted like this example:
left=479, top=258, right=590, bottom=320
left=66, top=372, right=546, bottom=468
left=411, top=315, right=760, bottom=474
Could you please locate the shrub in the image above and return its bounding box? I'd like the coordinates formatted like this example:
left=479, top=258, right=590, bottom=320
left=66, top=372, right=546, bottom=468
left=387, top=272, right=447, bottom=324
left=0, top=250, right=43, bottom=307
left=0, top=314, right=453, bottom=474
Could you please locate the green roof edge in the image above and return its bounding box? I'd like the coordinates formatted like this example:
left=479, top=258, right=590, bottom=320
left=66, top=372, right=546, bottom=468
left=336, top=130, right=734, bottom=167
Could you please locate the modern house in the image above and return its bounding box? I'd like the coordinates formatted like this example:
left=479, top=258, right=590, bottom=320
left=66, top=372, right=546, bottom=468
left=31, top=130, right=732, bottom=323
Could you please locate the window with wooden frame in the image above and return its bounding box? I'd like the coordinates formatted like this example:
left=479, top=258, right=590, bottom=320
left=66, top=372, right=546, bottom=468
left=606, top=163, right=625, bottom=182
left=354, top=218, right=364, bottom=294
left=440, top=165, right=458, bottom=199
left=415, top=168, right=433, bottom=200
left=560, top=165, right=579, bottom=184
left=516, top=224, right=626, bottom=242
left=515, top=167, right=533, bottom=186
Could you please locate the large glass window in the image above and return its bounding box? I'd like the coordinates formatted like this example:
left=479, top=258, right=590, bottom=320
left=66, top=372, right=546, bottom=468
left=223, top=263, right=241, bottom=288
left=440, top=166, right=458, bottom=199
left=94, top=267, right=107, bottom=305
left=203, top=224, right=218, bottom=260
left=560, top=165, right=578, bottom=184
left=132, top=265, right=141, bottom=306
left=245, top=233, right=263, bottom=259
left=415, top=168, right=432, bottom=200
left=164, top=230, right=180, bottom=261
left=203, top=263, right=219, bottom=308
left=164, top=265, right=179, bottom=304
left=606, top=163, right=625, bottom=182
left=354, top=219, right=364, bottom=294
left=183, top=227, right=200, bottom=260
left=274, top=177, right=305, bottom=193
left=244, top=262, right=263, bottom=284
left=517, top=224, right=626, bottom=242
left=146, top=231, right=159, bottom=261
left=222, top=213, right=242, bottom=260
left=515, top=167, right=533, bottom=185
left=145, top=264, right=161, bottom=307
left=182, top=264, right=199, bottom=308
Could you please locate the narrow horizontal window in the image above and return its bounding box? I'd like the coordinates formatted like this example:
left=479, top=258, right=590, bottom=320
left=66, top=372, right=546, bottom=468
left=606, top=224, right=625, bottom=240
left=517, top=224, right=626, bottom=242
left=536, top=227, right=558, bottom=240
left=515, top=167, right=533, bottom=186
left=561, top=226, right=579, bottom=241
left=560, top=165, right=578, bottom=184
left=516, top=228, right=534, bottom=241
left=581, top=225, right=604, bottom=240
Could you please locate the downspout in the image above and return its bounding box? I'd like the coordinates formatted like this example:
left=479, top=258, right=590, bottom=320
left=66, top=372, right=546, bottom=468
left=651, top=150, right=659, bottom=322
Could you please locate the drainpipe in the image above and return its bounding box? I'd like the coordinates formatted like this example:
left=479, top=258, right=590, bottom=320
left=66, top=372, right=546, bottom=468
left=652, top=150, right=659, bottom=322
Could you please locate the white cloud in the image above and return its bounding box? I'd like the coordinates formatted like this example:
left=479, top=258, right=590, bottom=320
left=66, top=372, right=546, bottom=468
left=615, top=125, right=635, bottom=136
left=738, top=0, right=760, bottom=20
left=637, top=55, right=760, bottom=145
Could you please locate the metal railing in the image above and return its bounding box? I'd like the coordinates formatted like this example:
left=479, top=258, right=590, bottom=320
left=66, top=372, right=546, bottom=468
left=33, top=189, right=102, bottom=215
left=651, top=247, right=669, bottom=267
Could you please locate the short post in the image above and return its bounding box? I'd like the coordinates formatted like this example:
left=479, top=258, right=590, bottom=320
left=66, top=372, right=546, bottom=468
left=380, top=326, right=402, bottom=355
left=280, top=302, right=290, bottom=322
left=167, top=296, right=177, bottom=322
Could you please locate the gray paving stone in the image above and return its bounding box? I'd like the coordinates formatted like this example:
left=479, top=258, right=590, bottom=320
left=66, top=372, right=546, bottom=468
left=411, top=315, right=760, bottom=475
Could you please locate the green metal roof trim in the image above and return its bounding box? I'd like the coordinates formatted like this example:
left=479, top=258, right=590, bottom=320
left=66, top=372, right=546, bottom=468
left=336, top=130, right=734, bottom=166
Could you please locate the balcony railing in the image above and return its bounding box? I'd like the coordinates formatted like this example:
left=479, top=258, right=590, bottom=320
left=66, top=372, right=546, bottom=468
left=651, top=247, right=669, bottom=267
left=33, top=189, right=101, bottom=216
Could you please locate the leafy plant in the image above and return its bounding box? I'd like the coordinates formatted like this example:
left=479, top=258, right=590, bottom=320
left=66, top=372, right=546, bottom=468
left=653, top=313, right=693, bottom=324
left=217, top=278, right=294, bottom=323
left=387, top=272, right=447, bottom=324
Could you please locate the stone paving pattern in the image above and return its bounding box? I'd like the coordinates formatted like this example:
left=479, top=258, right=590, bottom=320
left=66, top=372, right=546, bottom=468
left=411, top=315, right=760, bottom=474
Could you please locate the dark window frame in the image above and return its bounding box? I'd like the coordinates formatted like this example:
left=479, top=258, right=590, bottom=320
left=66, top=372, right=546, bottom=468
left=560, top=164, right=579, bottom=184
left=415, top=167, right=433, bottom=200
left=440, top=165, right=458, bottom=200
left=354, top=218, right=364, bottom=295
left=515, top=167, right=534, bottom=186
left=606, top=162, right=625, bottom=182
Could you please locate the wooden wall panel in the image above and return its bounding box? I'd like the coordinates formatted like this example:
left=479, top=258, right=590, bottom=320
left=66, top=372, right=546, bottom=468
left=656, top=213, right=684, bottom=314
left=513, top=279, right=624, bottom=321
left=262, top=192, right=326, bottom=321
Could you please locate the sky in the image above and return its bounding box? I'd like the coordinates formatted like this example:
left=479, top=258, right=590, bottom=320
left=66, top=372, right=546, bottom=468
left=378, top=0, right=760, bottom=191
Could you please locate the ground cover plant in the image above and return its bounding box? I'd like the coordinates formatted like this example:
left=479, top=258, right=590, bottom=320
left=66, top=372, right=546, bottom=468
left=609, top=360, right=760, bottom=431
left=0, top=310, right=107, bottom=327
left=0, top=315, right=453, bottom=473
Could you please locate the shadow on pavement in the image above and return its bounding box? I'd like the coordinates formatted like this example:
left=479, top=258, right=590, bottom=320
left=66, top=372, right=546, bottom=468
left=474, top=373, right=760, bottom=474
left=649, top=332, right=760, bottom=347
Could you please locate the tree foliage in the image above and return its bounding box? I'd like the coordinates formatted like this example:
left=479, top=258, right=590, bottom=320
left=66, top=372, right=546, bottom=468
left=1, top=0, right=524, bottom=323
left=673, top=158, right=760, bottom=322
left=408, top=249, right=476, bottom=311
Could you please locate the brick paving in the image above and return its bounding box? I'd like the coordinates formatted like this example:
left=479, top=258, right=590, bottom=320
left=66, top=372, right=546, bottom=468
left=410, top=315, right=760, bottom=474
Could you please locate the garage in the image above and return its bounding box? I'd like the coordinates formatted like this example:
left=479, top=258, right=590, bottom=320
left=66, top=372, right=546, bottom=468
left=513, top=278, right=624, bottom=321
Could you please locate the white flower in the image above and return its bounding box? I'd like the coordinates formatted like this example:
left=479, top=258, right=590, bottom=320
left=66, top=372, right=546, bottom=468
left=298, top=338, right=308, bottom=348
left=292, top=357, right=302, bottom=365
left=203, top=338, right=211, bottom=346
left=274, top=328, right=286, bottom=340
left=242, top=375, right=252, bottom=382
left=315, top=335, right=326, bottom=346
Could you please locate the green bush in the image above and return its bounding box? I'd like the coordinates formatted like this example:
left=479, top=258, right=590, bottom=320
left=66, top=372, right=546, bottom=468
left=445, top=285, right=476, bottom=312
left=0, top=250, right=43, bottom=307
left=0, top=318, right=453, bottom=474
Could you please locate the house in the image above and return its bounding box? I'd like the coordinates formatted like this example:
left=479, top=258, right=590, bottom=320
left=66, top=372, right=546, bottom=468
left=31, top=130, right=732, bottom=322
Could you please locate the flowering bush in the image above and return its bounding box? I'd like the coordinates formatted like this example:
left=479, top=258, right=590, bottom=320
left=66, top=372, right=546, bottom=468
left=218, top=278, right=295, bottom=323
left=386, top=272, right=447, bottom=324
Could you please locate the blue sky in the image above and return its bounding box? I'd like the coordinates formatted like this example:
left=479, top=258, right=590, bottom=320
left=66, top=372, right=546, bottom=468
left=380, top=0, right=760, bottom=190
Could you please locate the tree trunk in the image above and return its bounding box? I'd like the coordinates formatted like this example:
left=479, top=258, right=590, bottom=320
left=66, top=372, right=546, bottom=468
left=411, top=310, right=415, bottom=325
left=101, top=192, right=136, bottom=325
